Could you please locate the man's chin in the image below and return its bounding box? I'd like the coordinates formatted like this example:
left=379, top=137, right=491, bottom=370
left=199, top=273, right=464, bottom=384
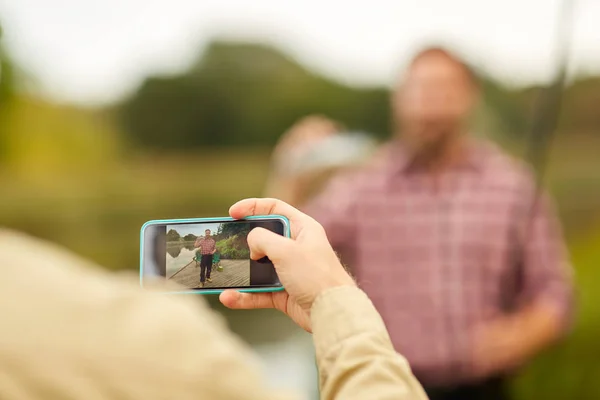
left=405, top=136, right=450, bottom=161
left=406, top=133, right=442, bottom=150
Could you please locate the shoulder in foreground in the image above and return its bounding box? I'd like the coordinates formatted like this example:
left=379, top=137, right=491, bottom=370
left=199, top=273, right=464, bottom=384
left=0, top=229, right=105, bottom=274
left=0, top=228, right=210, bottom=312
left=0, top=228, right=140, bottom=304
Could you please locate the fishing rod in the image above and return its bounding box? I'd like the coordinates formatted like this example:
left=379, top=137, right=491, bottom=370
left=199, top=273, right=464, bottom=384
left=525, top=0, right=575, bottom=186
left=504, top=0, right=576, bottom=307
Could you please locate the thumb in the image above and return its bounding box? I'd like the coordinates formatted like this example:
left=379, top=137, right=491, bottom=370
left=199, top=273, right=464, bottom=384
left=247, top=227, right=293, bottom=263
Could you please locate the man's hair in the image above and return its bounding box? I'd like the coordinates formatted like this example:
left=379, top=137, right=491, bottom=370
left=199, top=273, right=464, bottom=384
left=408, top=45, right=479, bottom=85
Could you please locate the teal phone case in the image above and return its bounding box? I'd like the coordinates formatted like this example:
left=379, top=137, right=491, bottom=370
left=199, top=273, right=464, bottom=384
left=140, top=215, right=290, bottom=295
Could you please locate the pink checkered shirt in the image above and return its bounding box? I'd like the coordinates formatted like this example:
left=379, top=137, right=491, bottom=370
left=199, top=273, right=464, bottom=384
left=305, top=138, right=573, bottom=387
left=196, top=238, right=216, bottom=255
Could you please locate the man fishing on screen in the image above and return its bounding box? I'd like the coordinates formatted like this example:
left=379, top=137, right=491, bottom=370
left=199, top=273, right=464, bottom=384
left=195, top=229, right=217, bottom=287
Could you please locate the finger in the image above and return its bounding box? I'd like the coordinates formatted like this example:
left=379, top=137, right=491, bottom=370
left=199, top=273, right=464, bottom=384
left=282, top=115, right=338, bottom=142
left=278, top=115, right=324, bottom=144
left=219, top=290, right=275, bottom=310
left=297, top=118, right=339, bottom=140
left=300, top=114, right=338, bottom=129
left=246, top=227, right=293, bottom=263
left=229, top=198, right=308, bottom=236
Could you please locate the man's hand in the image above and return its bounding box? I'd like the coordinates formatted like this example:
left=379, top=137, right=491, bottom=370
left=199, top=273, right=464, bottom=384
left=272, top=115, right=341, bottom=169
left=471, top=315, right=528, bottom=378
left=219, top=198, right=356, bottom=332
left=471, top=300, right=564, bottom=378
left=264, top=115, right=341, bottom=205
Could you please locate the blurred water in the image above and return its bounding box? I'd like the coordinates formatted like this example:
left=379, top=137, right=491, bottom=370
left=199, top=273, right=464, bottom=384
left=166, top=244, right=196, bottom=277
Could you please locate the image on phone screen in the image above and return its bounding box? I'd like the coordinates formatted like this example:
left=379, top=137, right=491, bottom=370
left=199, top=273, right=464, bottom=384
left=141, top=219, right=285, bottom=291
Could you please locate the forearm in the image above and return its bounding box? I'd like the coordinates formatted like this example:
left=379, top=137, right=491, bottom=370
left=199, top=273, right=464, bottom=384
left=516, top=191, right=574, bottom=359
left=311, top=286, right=428, bottom=400
left=512, top=298, right=566, bottom=360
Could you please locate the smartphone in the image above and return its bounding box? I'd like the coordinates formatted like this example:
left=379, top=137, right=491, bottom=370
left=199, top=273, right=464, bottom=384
left=140, top=216, right=289, bottom=294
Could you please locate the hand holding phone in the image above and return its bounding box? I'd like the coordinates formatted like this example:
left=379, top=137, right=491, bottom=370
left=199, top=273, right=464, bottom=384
left=219, top=198, right=356, bottom=332
left=141, top=198, right=356, bottom=332
left=141, top=215, right=289, bottom=293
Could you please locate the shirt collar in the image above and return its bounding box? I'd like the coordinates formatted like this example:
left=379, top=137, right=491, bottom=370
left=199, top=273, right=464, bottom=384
left=383, top=136, right=486, bottom=179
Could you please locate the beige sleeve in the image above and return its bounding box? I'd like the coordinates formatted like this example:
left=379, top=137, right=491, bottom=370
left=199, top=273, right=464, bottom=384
left=0, top=230, right=297, bottom=400
left=91, top=287, right=301, bottom=400
left=311, top=286, right=429, bottom=400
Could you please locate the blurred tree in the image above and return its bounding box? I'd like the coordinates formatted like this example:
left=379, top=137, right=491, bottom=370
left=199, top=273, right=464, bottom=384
left=3, top=97, right=121, bottom=179
left=117, top=39, right=596, bottom=158
left=480, top=79, right=530, bottom=138
left=0, top=45, right=16, bottom=164
left=0, top=50, right=14, bottom=101
left=118, top=41, right=391, bottom=149
left=183, top=233, right=197, bottom=242
left=166, top=229, right=181, bottom=242
left=559, top=77, right=600, bottom=134
left=166, top=246, right=182, bottom=259
left=217, top=222, right=252, bottom=239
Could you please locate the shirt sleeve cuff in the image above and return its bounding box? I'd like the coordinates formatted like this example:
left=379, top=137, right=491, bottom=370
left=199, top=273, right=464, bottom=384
left=310, top=285, right=393, bottom=359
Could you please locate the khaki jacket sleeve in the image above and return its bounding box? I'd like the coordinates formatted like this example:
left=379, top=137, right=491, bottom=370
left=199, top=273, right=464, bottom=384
left=311, top=286, right=429, bottom=400
left=0, top=230, right=297, bottom=400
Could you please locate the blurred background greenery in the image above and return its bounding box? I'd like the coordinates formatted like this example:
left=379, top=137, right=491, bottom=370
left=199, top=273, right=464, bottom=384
left=1, top=1, right=599, bottom=398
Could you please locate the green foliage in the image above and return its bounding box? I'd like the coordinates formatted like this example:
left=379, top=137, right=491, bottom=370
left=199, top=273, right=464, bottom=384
left=559, top=77, right=600, bottom=134
left=216, top=233, right=250, bottom=259
left=478, top=79, right=530, bottom=138
left=0, top=47, right=14, bottom=104
left=118, top=41, right=391, bottom=149
left=183, top=233, right=197, bottom=242
left=166, top=229, right=181, bottom=242
left=0, top=45, right=15, bottom=163
left=0, top=97, right=121, bottom=179
left=1, top=47, right=122, bottom=171
left=218, top=221, right=252, bottom=238
left=117, top=40, right=600, bottom=155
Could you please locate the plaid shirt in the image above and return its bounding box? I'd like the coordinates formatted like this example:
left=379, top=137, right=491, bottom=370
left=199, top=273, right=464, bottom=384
left=196, top=237, right=216, bottom=255
left=305, top=138, right=573, bottom=386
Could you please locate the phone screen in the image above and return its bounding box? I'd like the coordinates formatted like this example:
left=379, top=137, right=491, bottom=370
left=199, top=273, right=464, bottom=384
left=141, top=218, right=285, bottom=291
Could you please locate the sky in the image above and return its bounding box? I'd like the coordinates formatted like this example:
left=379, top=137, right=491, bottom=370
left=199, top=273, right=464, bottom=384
left=168, top=223, right=222, bottom=238
left=0, top=0, right=599, bottom=106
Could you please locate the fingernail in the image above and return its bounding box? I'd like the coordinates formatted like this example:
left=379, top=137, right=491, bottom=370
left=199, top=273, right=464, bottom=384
left=229, top=291, right=241, bottom=302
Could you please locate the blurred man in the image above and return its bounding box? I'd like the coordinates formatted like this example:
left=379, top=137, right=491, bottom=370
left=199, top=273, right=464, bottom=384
left=195, top=228, right=217, bottom=286
left=265, top=47, right=574, bottom=400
